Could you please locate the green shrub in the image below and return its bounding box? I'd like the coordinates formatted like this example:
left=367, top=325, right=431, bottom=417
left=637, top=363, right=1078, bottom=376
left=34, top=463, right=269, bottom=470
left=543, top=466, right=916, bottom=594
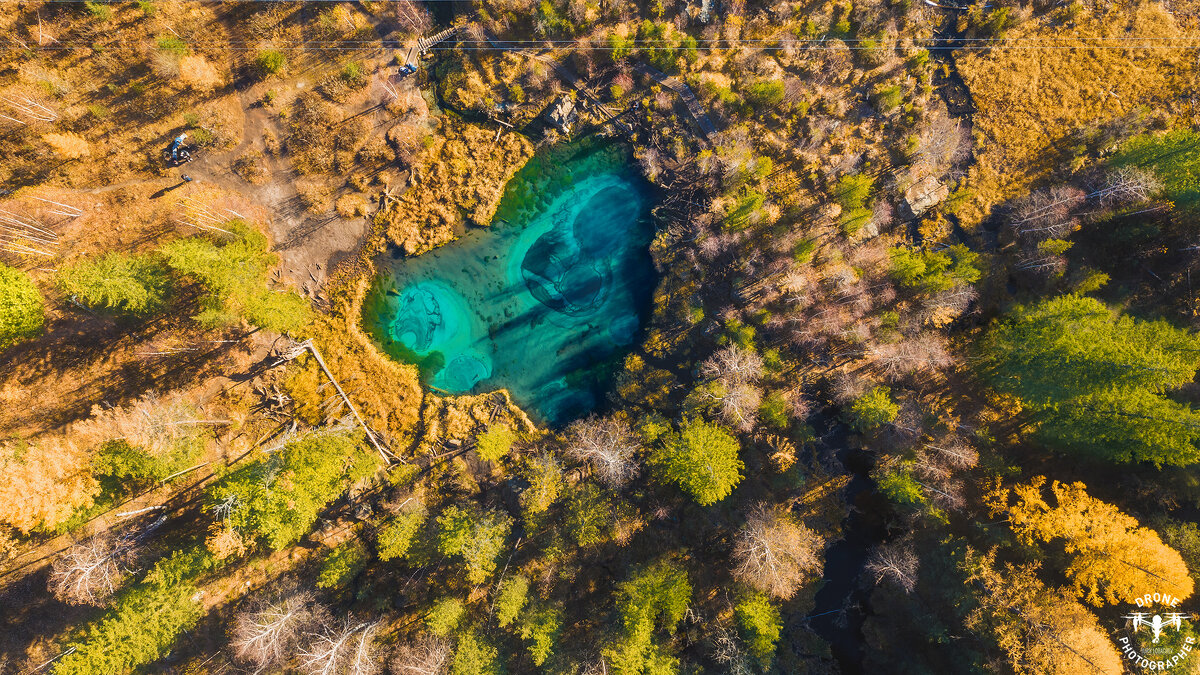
left=759, top=392, right=791, bottom=430
left=519, top=604, right=563, bottom=666
left=53, top=548, right=215, bottom=675
left=872, top=84, right=904, bottom=112
left=340, top=60, right=367, bottom=88
left=452, top=632, right=502, bottom=675
left=602, top=560, right=691, bottom=673
left=651, top=419, right=743, bottom=506
left=84, top=1, right=112, bottom=21
left=426, top=597, right=466, bottom=636
left=161, top=221, right=312, bottom=333
left=437, top=505, right=512, bottom=584
left=156, top=35, right=188, bottom=57
left=0, top=263, right=44, bottom=349
left=316, top=540, right=369, bottom=589
left=56, top=252, right=170, bottom=316
left=888, top=245, right=981, bottom=294
left=564, top=483, right=614, bottom=547
left=1112, top=129, right=1199, bottom=212
left=255, top=49, right=287, bottom=78
left=743, top=80, right=785, bottom=111
left=735, top=593, right=783, bottom=671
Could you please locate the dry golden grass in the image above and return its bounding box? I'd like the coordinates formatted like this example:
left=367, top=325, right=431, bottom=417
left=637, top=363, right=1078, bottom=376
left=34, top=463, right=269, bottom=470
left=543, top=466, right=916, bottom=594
left=378, top=120, right=533, bottom=254
left=955, top=3, right=1197, bottom=228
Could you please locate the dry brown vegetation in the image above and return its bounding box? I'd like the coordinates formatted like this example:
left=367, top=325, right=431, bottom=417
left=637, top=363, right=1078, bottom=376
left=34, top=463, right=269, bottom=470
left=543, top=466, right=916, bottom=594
left=956, top=3, right=1198, bottom=227
left=377, top=120, right=534, bottom=254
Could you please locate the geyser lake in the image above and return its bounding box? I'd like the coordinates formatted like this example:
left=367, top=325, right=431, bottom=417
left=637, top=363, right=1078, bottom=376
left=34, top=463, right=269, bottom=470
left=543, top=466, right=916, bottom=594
left=363, top=145, right=657, bottom=425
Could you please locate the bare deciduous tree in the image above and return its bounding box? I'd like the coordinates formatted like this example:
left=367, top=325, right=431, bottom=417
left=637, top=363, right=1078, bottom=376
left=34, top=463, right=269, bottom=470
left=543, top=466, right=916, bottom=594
left=48, top=532, right=134, bottom=605
left=700, top=345, right=765, bottom=384
left=1098, top=166, right=1161, bottom=206
left=299, top=616, right=381, bottom=675
left=393, top=1, right=432, bottom=34
left=232, top=591, right=325, bottom=670
left=732, top=505, right=824, bottom=599
left=564, top=416, right=641, bottom=488
left=716, top=381, right=762, bottom=432
left=870, top=333, right=953, bottom=378
left=865, top=541, right=919, bottom=593
left=390, top=635, right=451, bottom=675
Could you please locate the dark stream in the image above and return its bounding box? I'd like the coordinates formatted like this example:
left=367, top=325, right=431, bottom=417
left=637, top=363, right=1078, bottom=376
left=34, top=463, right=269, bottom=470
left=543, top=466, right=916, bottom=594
left=805, top=422, right=890, bottom=674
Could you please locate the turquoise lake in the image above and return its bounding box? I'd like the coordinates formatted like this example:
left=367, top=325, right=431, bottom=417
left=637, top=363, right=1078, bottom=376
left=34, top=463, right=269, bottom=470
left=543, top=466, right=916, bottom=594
left=363, top=144, right=657, bottom=425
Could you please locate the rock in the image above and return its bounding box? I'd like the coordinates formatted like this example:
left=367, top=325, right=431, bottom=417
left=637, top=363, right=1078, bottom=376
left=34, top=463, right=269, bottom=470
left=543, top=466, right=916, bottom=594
left=546, top=95, right=578, bottom=134
left=902, top=175, right=949, bottom=218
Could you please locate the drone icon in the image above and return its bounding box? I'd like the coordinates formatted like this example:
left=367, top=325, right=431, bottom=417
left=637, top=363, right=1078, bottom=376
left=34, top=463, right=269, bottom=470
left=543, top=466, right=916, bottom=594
left=1124, top=612, right=1189, bottom=643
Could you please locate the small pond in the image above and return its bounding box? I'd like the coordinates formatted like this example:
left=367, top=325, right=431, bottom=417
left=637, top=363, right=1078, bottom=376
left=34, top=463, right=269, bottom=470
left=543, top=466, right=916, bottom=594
left=363, top=142, right=658, bottom=425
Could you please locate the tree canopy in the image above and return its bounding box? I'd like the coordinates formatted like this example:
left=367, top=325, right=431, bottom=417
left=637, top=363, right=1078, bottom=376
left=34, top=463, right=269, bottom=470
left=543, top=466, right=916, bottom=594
left=56, top=252, right=169, bottom=317
left=978, top=295, right=1200, bottom=465
left=0, top=263, right=44, bottom=349
left=651, top=418, right=743, bottom=505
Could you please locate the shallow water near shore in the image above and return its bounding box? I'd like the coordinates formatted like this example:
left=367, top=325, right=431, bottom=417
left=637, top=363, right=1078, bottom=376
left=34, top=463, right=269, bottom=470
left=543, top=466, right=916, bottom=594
left=363, top=143, right=657, bottom=425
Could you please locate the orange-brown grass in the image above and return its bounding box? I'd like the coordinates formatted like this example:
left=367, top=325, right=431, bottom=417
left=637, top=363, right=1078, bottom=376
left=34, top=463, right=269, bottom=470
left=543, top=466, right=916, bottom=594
left=955, top=3, right=1197, bottom=228
left=377, top=119, right=534, bottom=254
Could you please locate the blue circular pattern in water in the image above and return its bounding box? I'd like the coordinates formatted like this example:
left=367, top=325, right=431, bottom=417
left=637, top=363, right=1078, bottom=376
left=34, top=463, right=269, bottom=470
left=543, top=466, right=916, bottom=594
left=367, top=157, right=655, bottom=425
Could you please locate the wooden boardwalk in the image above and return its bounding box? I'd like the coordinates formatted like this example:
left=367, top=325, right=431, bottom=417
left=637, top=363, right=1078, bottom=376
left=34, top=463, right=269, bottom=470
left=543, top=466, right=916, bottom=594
left=632, top=61, right=717, bottom=139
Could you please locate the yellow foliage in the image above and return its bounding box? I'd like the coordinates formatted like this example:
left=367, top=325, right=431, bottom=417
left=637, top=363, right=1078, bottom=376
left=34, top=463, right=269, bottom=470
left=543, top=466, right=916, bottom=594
left=987, top=477, right=1195, bottom=606
left=955, top=4, right=1196, bottom=227
left=966, top=551, right=1124, bottom=675
left=0, top=437, right=97, bottom=533
left=42, top=132, right=90, bottom=159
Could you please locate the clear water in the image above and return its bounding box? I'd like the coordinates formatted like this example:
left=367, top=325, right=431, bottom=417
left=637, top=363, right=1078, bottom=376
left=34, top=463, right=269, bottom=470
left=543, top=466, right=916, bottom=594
left=363, top=143, right=657, bottom=425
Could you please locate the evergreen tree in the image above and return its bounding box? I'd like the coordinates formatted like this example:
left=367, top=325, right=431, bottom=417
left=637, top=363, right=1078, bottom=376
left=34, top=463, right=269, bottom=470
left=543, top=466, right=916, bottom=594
left=205, top=431, right=378, bottom=551
left=734, top=593, right=783, bottom=672
left=56, top=252, right=169, bottom=316
left=0, top=263, right=44, bottom=349
left=979, top=295, right=1200, bottom=464
left=603, top=560, right=692, bottom=675
left=161, top=222, right=311, bottom=333
left=651, top=418, right=743, bottom=505
left=493, top=575, right=529, bottom=628
left=436, top=505, right=512, bottom=584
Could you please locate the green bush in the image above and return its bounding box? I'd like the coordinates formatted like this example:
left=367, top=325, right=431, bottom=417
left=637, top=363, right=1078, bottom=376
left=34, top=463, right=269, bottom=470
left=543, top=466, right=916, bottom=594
left=205, top=431, right=379, bottom=550
left=427, top=596, right=466, bottom=636
left=156, top=35, right=188, bottom=57
left=1112, top=129, right=1200, bottom=212
left=452, top=631, right=502, bottom=675
left=872, top=84, right=904, bottom=112
left=0, top=263, right=44, bottom=349
left=56, top=252, right=170, bottom=316
left=652, top=419, right=743, bottom=505
left=759, top=392, right=791, bottom=430
left=743, top=80, right=785, bottom=111
left=519, top=604, right=563, bottom=666
left=602, top=560, right=691, bottom=674
left=564, top=483, right=614, bottom=547
left=316, top=540, right=369, bottom=589
left=735, top=593, right=783, bottom=671
left=888, top=245, right=981, bottom=295
left=437, top=505, right=513, bottom=584
left=834, top=174, right=875, bottom=235
left=847, top=386, right=899, bottom=432
left=254, top=49, right=287, bottom=78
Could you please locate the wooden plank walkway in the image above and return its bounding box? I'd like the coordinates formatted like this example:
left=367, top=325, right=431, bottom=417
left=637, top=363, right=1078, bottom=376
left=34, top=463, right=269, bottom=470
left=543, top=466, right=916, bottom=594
left=632, top=61, right=717, bottom=139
